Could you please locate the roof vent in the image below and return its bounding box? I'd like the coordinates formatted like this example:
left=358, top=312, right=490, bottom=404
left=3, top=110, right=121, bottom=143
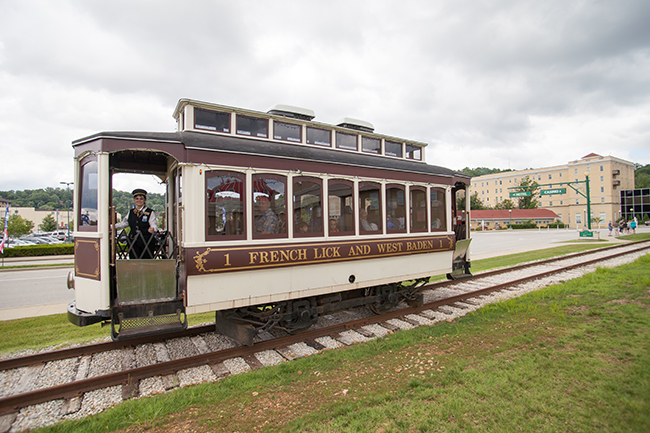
left=335, top=117, right=374, bottom=133
left=267, top=104, right=315, bottom=121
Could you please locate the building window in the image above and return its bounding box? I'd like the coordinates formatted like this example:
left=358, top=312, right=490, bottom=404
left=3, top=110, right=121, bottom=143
left=79, top=158, right=98, bottom=231
left=385, top=141, right=402, bottom=157
left=600, top=165, right=604, bottom=172
left=359, top=182, right=382, bottom=233
left=273, top=121, right=302, bottom=143
left=386, top=185, right=406, bottom=232
left=575, top=169, right=578, bottom=175
left=576, top=199, right=579, bottom=204
left=293, top=177, right=323, bottom=237
left=361, top=136, right=381, bottom=154
left=549, top=201, right=553, bottom=206
left=601, top=187, right=604, bottom=193
left=405, top=145, right=422, bottom=160
left=306, top=127, right=331, bottom=146
left=236, top=115, right=268, bottom=138
left=195, top=109, right=230, bottom=133
left=328, top=180, right=354, bottom=236
left=576, top=213, right=582, bottom=224
left=253, top=174, right=287, bottom=239
left=410, top=187, right=427, bottom=233
left=559, top=173, right=563, bottom=178
left=587, top=166, right=590, bottom=172
left=335, top=131, right=358, bottom=151
left=206, top=171, right=245, bottom=240
left=548, top=174, right=552, bottom=180
left=601, top=197, right=605, bottom=203
left=430, top=188, right=446, bottom=231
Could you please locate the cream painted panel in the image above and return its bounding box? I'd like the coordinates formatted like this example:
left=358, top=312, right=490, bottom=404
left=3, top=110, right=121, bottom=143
left=186, top=251, right=452, bottom=311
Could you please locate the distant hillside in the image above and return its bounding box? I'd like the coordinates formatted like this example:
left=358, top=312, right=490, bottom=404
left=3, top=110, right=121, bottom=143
left=636, top=164, right=650, bottom=188
left=459, top=167, right=514, bottom=177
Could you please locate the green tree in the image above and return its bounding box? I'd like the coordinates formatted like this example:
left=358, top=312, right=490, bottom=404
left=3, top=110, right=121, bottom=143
left=40, top=214, right=57, bottom=232
left=515, top=176, right=540, bottom=209
left=457, top=192, right=489, bottom=210
left=635, top=164, right=650, bottom=188
left=459, top=167, right=514, bottom=177
left=7, top=214, right=34, bottom=238
left=494, top=199, right=516, bottom=210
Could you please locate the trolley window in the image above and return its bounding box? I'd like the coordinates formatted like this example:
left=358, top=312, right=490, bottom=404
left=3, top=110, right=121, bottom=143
left=306, top=127, right=331, bottom=147
left=293, top=177, right=323, bottom=237
left=206, top=171, right=245, bottom=240
left=406, top=144, right=422, bottom=161
left=78, top=158, right=98, bottom=231
left=386, top=184, right=406, bottom=233
left=410, top=186, right=427, bottom=233
left=430, top=187, right=447, bottom=231
left=195, top=108, right=230, bottom=133
left=273, top=121, right=302, bottom=143
left=328, top=179, right=354, bottom=236
left=335, top=131, right=358, bottom=151
left=253, top=174, right=287, bottom=239
left=385, top=140, right=403, bottom=157
left=236, top=115, right=268, bottom=138
left=361, top=136, right=380, bottom=154
left=359, top=182, right=382, bottom=234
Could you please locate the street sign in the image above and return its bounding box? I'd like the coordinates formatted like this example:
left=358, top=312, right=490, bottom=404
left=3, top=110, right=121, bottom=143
left=509, top=191, right=531, bottom=197
left=540, top=188, right=566, bottom=195
left=579, top=230, right=594, bottom=238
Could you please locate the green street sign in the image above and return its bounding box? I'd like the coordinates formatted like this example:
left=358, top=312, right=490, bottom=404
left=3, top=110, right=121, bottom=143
left=540, top=188, right=566, bottom=195
left=579, top=230, right=594, bottom=238
left=509, top=191, right=531, bottom=197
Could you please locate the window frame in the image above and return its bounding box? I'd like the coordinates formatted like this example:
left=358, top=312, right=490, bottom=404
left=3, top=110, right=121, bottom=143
left=205, top=170, right=247, bottom=241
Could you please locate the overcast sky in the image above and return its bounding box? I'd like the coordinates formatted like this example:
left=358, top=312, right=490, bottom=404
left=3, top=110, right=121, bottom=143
left=1, top=0, right=649, bottom=194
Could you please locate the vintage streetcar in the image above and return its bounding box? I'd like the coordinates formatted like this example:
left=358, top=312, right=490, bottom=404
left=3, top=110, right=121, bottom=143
left=67, top=99, right=472, bottom=345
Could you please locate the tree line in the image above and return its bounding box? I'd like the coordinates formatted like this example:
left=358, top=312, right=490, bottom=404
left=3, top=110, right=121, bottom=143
left=1, top=188, right=166, bottom=238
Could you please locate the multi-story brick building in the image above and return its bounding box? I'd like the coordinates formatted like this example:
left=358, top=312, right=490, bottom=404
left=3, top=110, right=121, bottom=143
left=471, top=153, right=636, bottom=228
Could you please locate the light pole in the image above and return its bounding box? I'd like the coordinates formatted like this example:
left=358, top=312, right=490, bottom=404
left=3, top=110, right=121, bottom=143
left=60, top=182, right=73, bottom=240
left=630, top=208, right=634, bottom=221
left=508, top=209, right=512, bottom=229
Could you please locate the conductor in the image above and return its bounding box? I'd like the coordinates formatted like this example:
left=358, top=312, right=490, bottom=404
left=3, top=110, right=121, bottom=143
left=114, top=189, right=159, bottom=259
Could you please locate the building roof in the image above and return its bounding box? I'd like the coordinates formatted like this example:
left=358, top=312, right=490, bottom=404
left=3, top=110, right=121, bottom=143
left=471, top=209, right=560, bottom=220
left=582, top=152, right=601, bottom=159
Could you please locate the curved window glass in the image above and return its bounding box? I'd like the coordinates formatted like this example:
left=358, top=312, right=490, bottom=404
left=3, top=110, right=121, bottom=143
left=293, top=177, right=323, bottom=237
left=79, top=158, right=98, bottom=231
left=430, top=187, right=447, bottom=231
left=328, top=180, right=354, bottom=236
left=386, top=185, right=406, bottom=233
left=359, top=182, right=382, bottom=234
left=410, top=186, right=427, bottom=233
left=253, top=174, right=287, bottom=239
left=206, top=171, right=245, bottom=240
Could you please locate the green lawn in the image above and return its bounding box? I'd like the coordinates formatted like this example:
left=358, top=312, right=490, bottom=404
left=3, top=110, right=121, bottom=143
left=29, top=236, right=650, bottom=433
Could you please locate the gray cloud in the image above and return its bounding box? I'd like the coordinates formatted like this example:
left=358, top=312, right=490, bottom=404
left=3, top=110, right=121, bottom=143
left=0, top=0, right=649, bottom=192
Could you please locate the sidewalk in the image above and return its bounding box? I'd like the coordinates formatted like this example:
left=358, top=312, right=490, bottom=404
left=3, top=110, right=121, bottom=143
left=1, top=303, right=69, bottom=321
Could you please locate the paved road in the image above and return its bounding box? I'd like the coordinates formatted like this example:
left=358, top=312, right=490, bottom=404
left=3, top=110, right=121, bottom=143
left=1, top=267, right=74, bottom=310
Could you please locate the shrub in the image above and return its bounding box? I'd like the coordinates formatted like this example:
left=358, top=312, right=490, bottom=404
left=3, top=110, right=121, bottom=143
left=1, top=243, right=73, bottom=258
left=510, top=219, right=537, bottom=229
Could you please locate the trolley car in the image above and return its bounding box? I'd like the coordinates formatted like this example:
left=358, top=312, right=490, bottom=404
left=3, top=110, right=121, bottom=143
left=67, top=99, right=472, bottom=345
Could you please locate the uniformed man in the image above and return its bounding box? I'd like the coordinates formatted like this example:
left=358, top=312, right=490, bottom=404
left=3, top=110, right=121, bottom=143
left=114, top=188, right=158, bottom=259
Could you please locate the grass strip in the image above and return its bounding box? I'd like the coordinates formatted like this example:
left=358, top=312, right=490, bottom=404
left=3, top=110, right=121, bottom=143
left=35, top=250, right=650, bottom=432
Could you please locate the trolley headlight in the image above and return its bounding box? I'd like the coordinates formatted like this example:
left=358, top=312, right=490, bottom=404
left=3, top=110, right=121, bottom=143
left=67, top=271, right=75, bottom=290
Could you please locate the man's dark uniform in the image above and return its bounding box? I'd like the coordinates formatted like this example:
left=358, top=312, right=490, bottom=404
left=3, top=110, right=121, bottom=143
left=127, top=205, right=155, bottom=259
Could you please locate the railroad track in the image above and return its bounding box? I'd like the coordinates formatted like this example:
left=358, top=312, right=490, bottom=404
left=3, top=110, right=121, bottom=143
left=1, top=240, right=648, bottom=431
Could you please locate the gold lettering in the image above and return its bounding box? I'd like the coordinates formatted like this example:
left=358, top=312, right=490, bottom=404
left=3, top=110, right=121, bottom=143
left=260, top=251, right=269, bottom=263
left=280, top=250, right=290, bottom=262
left=313, top=247, right=323, bottom=259
left=224, top=253, right=231, bottom=267
left=270, top=250, right=279, bottom=262
left=249, top=252, right=259, bottom=264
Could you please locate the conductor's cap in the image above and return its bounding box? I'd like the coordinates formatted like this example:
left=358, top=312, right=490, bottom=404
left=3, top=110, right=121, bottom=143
left=132, top=188, right=147, bottom=198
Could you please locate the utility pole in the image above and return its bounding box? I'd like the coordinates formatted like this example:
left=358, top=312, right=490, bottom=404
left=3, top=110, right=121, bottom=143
left=60, top=182, right=73, bottom=240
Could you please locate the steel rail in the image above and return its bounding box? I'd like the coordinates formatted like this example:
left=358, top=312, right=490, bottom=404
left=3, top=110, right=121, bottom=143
left=1, top=239, right=647, bottom=373
left=1, top=242, right=647, bottom=416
